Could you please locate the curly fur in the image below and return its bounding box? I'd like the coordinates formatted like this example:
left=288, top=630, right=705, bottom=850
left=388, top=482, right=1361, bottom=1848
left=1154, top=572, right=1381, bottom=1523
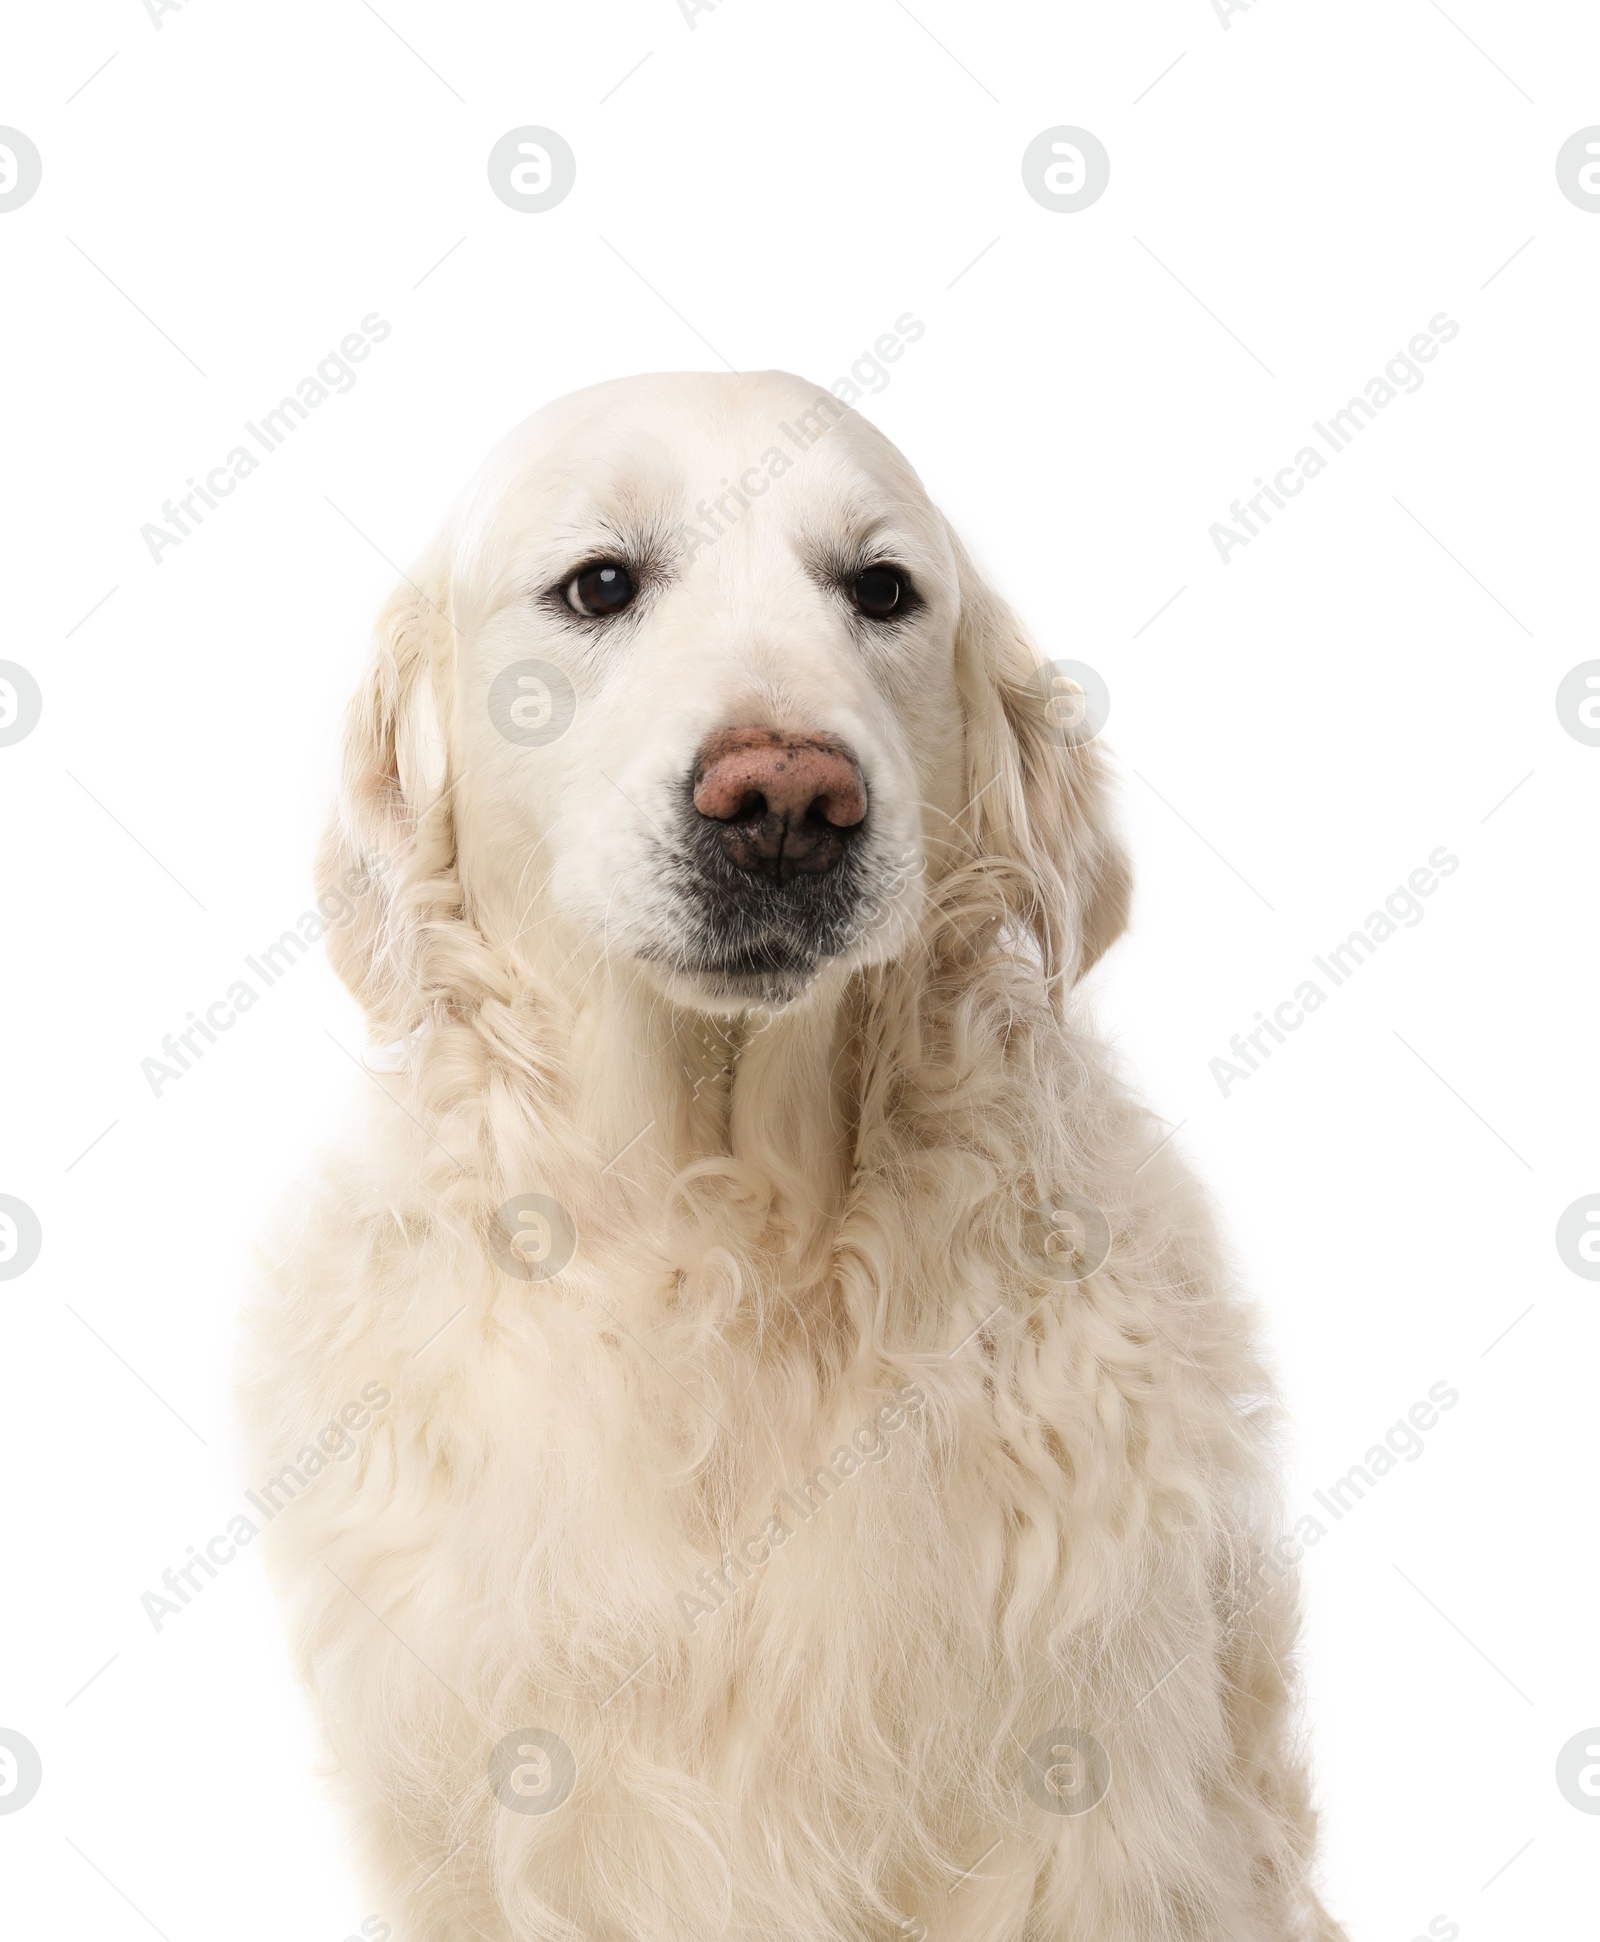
left=240, top=374, right=1344, bottom=1942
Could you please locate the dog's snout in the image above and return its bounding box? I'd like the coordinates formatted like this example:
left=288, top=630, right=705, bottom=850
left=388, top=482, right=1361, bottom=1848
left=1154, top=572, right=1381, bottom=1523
left=692, top=728, right=867, bottom=880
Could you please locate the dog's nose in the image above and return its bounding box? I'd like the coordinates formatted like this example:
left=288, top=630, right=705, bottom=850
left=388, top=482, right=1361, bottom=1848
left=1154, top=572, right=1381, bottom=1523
left=692, top=728, right=867, bottom=880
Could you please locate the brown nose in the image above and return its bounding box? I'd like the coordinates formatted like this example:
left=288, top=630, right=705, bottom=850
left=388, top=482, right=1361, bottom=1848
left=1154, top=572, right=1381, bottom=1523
left=692, top=727, right=868, bottom=881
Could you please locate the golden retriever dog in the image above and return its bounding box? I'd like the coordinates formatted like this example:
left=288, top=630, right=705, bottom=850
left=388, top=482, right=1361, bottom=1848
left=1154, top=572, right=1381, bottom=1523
left=241, top=372, right=1344, bottom=1941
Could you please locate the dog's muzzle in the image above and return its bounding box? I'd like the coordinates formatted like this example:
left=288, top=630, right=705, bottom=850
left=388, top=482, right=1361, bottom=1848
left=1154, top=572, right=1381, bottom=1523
left=666, top=727, right=874, bottom=998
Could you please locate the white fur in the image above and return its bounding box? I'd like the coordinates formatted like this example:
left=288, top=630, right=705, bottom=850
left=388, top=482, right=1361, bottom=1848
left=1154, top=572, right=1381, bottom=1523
left=241, top=373, right=1345, bottom=1941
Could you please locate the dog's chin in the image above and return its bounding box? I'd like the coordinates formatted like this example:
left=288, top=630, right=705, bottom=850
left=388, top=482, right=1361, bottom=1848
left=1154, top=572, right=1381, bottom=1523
left=629, top=850, right=921, bottom=1016
left=644, top=949, right=826, bottom=1016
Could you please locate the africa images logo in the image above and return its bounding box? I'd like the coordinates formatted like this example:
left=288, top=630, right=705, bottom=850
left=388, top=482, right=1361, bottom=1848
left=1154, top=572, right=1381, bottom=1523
left=1208, top=313, right=1460, bottom=565
left=140, top=313, right=392, bottom=565
left=1211, top=846, right=1458, bottom=1096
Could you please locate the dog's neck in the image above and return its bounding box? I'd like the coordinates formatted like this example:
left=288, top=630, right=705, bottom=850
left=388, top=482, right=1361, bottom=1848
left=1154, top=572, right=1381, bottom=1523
left=406, top=871, right=893, bottom=1264
left=555, top=956, right=860, bottom=1208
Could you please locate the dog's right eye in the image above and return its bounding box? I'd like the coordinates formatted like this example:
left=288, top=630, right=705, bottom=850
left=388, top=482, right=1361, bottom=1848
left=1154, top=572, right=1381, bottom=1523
left=852, top=566, right=908, bottom=618
left=563, top=562, right=636, bottom=617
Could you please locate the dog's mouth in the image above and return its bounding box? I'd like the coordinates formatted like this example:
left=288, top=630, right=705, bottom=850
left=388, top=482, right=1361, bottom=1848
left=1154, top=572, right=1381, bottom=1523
left=645, top=906, right=858, bottom=1008
left=642, top=801, right=883, bottom=1008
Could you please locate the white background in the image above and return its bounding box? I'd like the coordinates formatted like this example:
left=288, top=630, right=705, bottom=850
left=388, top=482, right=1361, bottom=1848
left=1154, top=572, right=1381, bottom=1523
left=3, top=1, right=1596, bottom=1937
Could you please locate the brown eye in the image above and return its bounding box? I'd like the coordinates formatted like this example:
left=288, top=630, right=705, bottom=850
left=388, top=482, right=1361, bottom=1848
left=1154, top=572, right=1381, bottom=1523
left=565, top=562, right=636, bottom=616
left=853, top=566, right=905, bottom=618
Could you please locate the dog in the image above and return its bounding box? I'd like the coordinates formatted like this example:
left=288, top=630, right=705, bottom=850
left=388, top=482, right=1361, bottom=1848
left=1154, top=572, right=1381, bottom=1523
left=241, top=372, right=1345, bottom=1941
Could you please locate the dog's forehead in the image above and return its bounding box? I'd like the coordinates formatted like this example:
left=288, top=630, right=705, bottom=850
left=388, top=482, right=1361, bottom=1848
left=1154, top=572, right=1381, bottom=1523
left=487, top=371, right=936, bottom=534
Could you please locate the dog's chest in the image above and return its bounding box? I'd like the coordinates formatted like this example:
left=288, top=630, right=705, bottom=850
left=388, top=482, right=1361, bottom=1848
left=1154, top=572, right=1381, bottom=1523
left=366, top=1315, right=1095, bottom=1736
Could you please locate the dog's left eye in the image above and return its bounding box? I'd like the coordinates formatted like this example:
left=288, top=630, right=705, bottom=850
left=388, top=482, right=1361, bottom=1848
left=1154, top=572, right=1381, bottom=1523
left=564, top=562, right=636, bottom=617
left=852, top=566, right=907, bottom=618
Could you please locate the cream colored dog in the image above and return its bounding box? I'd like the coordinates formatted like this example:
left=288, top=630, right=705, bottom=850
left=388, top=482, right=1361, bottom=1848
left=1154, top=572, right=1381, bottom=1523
left=242, top=372, right=1344, bottom=1942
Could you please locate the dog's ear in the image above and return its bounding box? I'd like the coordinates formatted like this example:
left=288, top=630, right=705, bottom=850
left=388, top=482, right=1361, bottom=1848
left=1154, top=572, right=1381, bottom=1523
left=316, top=562, right=455, bottom=1033
left=947, top=524, right=1130, bottom=987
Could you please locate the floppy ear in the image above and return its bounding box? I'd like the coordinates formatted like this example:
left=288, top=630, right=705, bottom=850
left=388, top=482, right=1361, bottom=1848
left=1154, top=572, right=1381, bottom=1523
left=946, top=524, right=1130, bottom=989
left=316, top=561, right=455, bottom=1036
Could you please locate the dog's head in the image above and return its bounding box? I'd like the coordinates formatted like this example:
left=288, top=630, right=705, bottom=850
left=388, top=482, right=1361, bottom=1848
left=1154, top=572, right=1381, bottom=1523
left=322, top=372, right=1128, bottom=1027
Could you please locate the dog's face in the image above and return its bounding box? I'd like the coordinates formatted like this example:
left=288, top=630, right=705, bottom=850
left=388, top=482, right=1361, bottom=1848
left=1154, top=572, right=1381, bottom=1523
left=326, top=372, right=1130, bottom=1032
left=453, top=373, right=966, bottom=1008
